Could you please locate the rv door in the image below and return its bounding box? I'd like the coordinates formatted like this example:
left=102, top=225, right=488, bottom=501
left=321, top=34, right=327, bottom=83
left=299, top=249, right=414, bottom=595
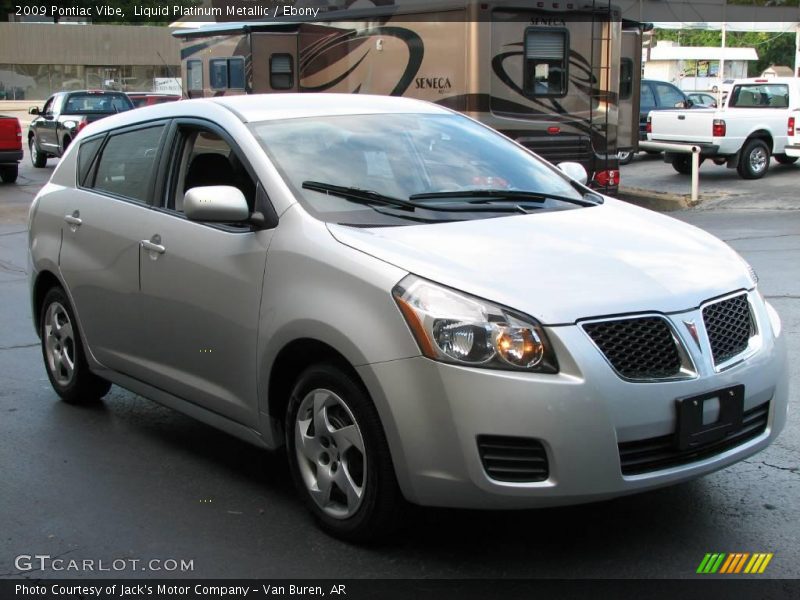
left=619, top=26, right=642, bottom=153
left=251, top=32, right=299, bottom=93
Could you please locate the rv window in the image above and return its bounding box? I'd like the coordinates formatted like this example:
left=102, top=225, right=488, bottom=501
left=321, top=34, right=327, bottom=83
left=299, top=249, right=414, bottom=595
left=270, top=54, right=294, bottom=90
left=210, top=57, right=246, bottom=90
left=187, top=60, right=203, bottom=91
left=210, top=60, right=228, bottom=90
left=524, top=29, right=568, bottom=97
left=620, top=58, right=633, bottom=100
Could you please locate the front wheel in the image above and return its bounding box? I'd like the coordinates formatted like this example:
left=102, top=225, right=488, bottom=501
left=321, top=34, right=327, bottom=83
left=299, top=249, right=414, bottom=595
left=30, top=136, right=47, bottom=168
left=774, top=154, right=798, bottom=165
left=285, top=364, right=405, bottom=542
left=40, top=286, right=111, bottom=404
left=737, top=139, right=770, bottom=179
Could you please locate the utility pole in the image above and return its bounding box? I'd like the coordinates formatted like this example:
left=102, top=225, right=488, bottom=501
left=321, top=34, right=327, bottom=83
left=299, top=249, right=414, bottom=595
left=795, top=24, right=799, bottom=78
left=719, top=22, right=727, bottom=82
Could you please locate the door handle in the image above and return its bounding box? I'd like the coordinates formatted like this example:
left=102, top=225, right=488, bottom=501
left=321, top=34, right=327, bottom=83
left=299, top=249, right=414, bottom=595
left=678, top=115, right=686, bottom=120
left=64, top=214, right=82, bottom=226
left=140, top=235, right=166, bottom=256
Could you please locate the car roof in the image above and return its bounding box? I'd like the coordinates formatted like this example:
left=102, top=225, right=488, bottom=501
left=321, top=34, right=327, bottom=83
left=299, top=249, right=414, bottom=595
left=210, top=93, right=450, bottom=122
left=76, top=93, right=452, bottom=135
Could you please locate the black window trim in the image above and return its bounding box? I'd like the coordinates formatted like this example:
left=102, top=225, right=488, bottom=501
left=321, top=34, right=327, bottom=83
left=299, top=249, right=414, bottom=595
left=522, top=26, right=570, bottom=99
left=269, top=53, right=295, bottom=90
left=75, top=132, right=107, bottom=188
left=153, top=116, right=278, bottom=233
left=186, top=59, right=204, bottom=92
left=77, top=119, right=171, bottom=208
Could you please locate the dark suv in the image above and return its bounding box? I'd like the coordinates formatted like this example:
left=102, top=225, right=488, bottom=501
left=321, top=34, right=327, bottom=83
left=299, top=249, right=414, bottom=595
left=28, top=90, right=132, bottom=167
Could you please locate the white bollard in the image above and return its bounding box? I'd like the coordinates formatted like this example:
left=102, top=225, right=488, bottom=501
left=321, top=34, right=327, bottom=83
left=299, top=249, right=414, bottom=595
left=691, top=150, right=700, bottom=204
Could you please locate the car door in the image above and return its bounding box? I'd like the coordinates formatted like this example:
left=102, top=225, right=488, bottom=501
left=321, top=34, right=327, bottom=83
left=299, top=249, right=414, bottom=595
left=35, top=95, right=58, bottom=152
left=639, top=83, right=656, bottom=139
left=136, top=120, right=274, bottom=427
left=59, top=121, right=170, bottom=376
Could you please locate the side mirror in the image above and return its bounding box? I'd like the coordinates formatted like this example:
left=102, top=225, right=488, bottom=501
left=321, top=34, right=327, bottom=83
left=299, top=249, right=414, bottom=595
left=28, top=107, right=39, bottom=115
left=184, top=186, right=249, bottom=223
left=557, top=162, right=588, bottom=185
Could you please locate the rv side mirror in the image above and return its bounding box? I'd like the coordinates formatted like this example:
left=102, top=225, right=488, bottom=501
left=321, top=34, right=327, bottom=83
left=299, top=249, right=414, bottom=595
left=184, top=186, right=250, bottom=223
left=28, top=107, right=39, bottom=115
left=557, top=162, right=588, bottom=185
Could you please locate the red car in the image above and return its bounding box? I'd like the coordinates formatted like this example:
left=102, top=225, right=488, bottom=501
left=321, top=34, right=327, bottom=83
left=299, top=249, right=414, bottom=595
left=0, top=115, right=23, bottom=183
left=126, top=93, right=181, bottom=108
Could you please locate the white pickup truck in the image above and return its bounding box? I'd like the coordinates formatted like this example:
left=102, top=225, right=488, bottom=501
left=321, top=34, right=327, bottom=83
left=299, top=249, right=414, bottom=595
left=786, top=107, right=800, bottom=158
left=647, top=77, right=800, bottom=179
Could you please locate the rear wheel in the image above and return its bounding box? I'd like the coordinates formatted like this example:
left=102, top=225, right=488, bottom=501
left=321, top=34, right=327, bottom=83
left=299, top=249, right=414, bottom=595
left=0, top=164, right=17, bottom=183
left=40, top=286, right=110, bottom=404
left=285, top=364, right=405, bottom=542
left=671, top=154, right=692, bottom=175
left=737, top=139, right=770, bottom=179
left=774, top=154, right=798, bottom=165
left=29, top=136, right=47, bottom=168
left=617, top=151, right=634, bottom=166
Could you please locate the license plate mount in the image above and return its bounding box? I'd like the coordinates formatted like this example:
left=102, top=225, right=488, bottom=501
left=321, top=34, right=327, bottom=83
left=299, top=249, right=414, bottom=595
left=676, top=385, right=744, bottom=451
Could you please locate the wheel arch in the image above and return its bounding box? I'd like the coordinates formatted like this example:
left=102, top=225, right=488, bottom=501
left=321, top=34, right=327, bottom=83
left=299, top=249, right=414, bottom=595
left=746, top=129, right=774, bottom=152
left=32, top=269, right=63, bottom=336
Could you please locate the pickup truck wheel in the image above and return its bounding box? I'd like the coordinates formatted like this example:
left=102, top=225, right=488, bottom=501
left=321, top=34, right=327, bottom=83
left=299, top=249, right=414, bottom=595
left=671, top=155, right=692, bottom=175
left=617, top=151, right=634, bottom=166
left=286, top=363, right=405, bottom=542
left=774, top=154, right=798, bottom=165
left=0, top=164, right=18, bottom=183
left=29, top=136, right=47, bottom=168
left=737, top=139, right=770, bottom=179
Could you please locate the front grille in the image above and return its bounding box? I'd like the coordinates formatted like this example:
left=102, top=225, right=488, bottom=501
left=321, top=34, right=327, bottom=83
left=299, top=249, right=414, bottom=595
left=618, top=401, right=770, bottom=476
left=583, top=317, right=682, bottom=380
left=703, top=294, right=754, bottom=365
left=477, top=435, right=549, bottom=483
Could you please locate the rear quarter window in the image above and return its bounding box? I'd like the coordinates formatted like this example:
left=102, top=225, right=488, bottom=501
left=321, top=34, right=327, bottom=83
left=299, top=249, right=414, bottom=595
left=729, top=84, right=789, bottom=108
left=77, top=135, right=105, bottom=187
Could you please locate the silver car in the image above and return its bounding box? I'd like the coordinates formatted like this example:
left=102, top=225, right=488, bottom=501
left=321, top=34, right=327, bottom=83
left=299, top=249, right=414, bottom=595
left=28, top=94, right=788, bottom=541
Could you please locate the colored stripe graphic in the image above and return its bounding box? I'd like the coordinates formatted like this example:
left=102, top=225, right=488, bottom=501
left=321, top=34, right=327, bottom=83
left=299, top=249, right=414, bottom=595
left=698, top=552, right=773, bottom=574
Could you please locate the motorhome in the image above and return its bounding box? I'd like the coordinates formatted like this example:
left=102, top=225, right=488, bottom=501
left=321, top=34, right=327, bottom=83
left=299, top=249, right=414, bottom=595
left=175, top=0, right=641, bottom=192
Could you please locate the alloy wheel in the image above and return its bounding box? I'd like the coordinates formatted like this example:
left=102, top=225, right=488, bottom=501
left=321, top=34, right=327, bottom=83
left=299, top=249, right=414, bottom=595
left=749, top=147, right=768, bottom=173
left=44, top=301, right=76, bottom=386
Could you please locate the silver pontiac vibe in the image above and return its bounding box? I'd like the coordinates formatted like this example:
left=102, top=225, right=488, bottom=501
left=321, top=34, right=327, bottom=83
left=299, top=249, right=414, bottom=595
left=28, top=94, right=788, bottom=541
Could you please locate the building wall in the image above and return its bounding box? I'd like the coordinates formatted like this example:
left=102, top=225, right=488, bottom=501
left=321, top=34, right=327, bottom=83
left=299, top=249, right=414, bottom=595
left=0, top=23, right=180, bottom=100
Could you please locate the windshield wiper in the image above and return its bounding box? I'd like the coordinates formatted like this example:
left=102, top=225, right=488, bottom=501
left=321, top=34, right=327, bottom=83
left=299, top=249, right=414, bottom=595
left=302, top=181, right=533, bottom=214
left=409, top=189, right=601, bottom=207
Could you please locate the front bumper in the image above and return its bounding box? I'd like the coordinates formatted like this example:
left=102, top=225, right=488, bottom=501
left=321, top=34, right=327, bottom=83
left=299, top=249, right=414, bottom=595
left=358, top=292, right=788, bottom=509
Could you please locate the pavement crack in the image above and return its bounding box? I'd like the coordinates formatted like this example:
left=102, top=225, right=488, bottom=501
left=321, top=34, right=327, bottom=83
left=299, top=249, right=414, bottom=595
left=760, top=461, right=799, bottom=475
left=0, top=229, right=26, bottom=237
left=0, top=342, right=39, bottom=350
left=764, top=294, right=800, bottom=300
left=0, top=259, right=25, bottom=274
left=723, top=232, right=800, bottom=242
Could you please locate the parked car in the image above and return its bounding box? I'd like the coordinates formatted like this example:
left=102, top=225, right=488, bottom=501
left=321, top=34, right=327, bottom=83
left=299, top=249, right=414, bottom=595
left=28, top=95, right=788, bottom=541
left=127, top=92, right=181, bottom=108
left=687, top=92, right=718, bottom=108
left=0, top=114, right=22, bottom=183
left=648, top=77, right=800, bottom=178
left=618, top=79, right=692, bottom=165
left=27, top=90, right=133, bottom=168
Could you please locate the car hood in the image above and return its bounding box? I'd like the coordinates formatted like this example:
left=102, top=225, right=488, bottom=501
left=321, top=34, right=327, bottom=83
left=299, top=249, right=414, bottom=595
left=327, top=199, right=753, bottom=324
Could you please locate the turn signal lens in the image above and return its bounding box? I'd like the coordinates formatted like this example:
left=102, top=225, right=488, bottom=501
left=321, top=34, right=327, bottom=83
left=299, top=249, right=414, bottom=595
left=392, top=275, right=558, bottom=373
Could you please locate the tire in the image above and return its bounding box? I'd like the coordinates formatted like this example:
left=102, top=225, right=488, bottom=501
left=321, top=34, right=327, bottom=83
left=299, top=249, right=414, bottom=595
left=30, top=136, right=47, bottom=168
left=0, top=164, right=18, bottom=183
left=712, top=158, right=727, bottom=166
left=62, top=135, right=71, bottom=153
left=737, top=139, right=770, bottom=179
left=671, top=154, right=692, bottom=175
left=774, top=154, right=798, bottom=165
left=617, top=151, right=634, bottom=166
left=40, top=286, right=111, bottom=404
left=285, top=363, right=405, bottom=542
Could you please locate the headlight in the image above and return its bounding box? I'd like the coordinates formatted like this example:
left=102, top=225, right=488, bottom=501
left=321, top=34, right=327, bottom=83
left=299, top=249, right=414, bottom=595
left=392, top=275, right=558, bottom=373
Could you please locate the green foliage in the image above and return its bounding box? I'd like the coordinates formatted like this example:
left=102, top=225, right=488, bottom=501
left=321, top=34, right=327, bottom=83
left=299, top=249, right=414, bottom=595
left=654, top=28, right=797, bottom=76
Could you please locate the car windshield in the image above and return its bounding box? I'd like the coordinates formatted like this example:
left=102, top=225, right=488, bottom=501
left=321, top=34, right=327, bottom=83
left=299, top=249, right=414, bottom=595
left=64, top=93, right=132, bottom=114
left=249, top=113, right=591, bottom=226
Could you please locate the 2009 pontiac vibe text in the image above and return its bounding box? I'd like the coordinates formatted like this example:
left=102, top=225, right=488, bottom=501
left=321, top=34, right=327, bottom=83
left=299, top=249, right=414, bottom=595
left=28, top=94, right=788, bottom=541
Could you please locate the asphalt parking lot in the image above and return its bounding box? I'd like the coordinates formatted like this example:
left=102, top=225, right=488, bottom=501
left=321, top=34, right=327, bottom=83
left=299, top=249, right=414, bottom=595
left=0, top=143, right=798, bottom=580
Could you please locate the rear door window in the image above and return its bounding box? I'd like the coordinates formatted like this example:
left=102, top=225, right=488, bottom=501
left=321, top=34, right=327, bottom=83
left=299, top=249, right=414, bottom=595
left=89, top=125, right=166, bottom=203
left=654, top=83, right=685, bottom=108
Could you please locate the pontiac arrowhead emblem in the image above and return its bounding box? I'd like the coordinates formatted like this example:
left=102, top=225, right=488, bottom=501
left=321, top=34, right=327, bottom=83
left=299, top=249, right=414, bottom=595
left=684, top=320, right=702, bottom=351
